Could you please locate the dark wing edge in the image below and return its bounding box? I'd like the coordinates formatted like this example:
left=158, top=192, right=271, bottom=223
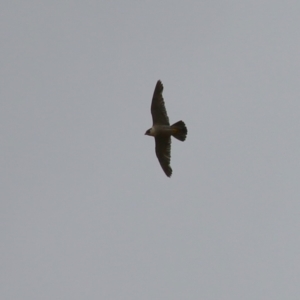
left=151, top=80, right=170, bottom=126
left=155, top=136, right=172, bottom=177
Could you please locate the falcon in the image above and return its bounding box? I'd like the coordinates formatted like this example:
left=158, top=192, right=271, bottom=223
left=145, top=80, right=187, bottom=177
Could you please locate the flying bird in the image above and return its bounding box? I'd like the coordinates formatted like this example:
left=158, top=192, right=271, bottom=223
left=145, top=80, right=187, bottom=177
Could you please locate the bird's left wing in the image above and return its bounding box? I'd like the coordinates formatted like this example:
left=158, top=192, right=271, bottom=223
left=151, top=80, right=170, bottom=126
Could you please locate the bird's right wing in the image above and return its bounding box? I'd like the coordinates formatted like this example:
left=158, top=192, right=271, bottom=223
left=151, top=80, right=170, bottom=126
left=155, top=136, right=172, bottom=177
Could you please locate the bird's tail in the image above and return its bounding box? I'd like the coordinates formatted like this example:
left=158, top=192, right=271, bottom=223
left=171, top=121, right=187, bottom=141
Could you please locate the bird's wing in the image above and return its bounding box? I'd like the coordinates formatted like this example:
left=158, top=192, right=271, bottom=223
left=151, top=80, right=170, bottom=126
left=155, top=136, right=172, bottom=177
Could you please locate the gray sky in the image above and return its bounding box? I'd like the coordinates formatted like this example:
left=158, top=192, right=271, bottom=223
left=2, top=1, right=300, bottom=299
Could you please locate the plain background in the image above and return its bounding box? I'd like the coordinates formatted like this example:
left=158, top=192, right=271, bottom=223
left=2, top=1, right=300, bottom=299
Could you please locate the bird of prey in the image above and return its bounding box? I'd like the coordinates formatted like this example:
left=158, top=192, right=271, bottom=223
left=145, top=80, right=187, bottom=177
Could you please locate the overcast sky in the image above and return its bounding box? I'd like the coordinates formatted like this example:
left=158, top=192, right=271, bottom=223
left=2, top=1, right=300, bottom=299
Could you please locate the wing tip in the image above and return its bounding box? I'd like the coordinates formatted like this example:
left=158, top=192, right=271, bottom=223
left=164, top=166, right=172, bottom=177
left=156, top=80, right=163, bottom=91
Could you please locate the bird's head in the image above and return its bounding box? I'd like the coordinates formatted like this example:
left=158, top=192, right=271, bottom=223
left=145, top=128, right=151, bottom=136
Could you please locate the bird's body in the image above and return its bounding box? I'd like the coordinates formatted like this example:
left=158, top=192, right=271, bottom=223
left=147, top=124, right=175, bottom=137
left=145, top=80, right=187, bottom=177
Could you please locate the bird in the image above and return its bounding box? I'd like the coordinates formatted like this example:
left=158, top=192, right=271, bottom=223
left=145, top=80, right=187, bottom=177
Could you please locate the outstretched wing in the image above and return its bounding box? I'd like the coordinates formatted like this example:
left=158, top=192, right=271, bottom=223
left=155, top=136, right=172, bottom=177
left=151, top=80, right=170, bottom=126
